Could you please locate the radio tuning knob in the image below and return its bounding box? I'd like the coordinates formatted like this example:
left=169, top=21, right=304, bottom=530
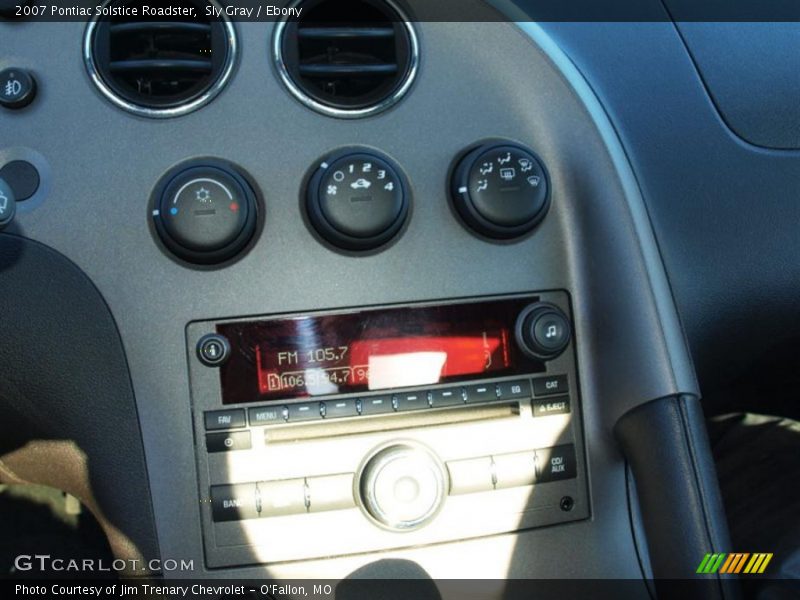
left=359, top=443, right=447, bottom=531
left=515, top=303, right=572, bottom=360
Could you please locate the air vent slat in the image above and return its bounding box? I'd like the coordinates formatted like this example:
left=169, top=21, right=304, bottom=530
left=109, top=59, right=212, bottom=74
left=297, top=27, right=395, bottom=39
left=298, top=63, right=398, bottom=77
left=276, top=0, right=418, bottom=116
left=86, top=0, right=235, bottom=116
left=109, top=22, right=212, bottom=35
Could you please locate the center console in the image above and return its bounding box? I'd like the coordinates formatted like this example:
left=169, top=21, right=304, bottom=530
left=187, top=291, right=588, bottom=567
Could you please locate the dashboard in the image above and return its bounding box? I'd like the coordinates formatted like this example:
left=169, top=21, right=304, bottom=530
left=2, top=0, right=798, bottom=596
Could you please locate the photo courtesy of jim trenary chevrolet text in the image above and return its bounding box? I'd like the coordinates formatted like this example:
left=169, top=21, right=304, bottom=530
left=1, top=0, right=799, bottom=599
left=14, top=582, right=332, bottom=599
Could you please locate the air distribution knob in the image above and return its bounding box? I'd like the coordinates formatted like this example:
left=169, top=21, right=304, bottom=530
left=515, top=302, right=572, bottom=360
left=359, top=443, right=447, bottom=531
left=451, top=141, right=549, bottom=239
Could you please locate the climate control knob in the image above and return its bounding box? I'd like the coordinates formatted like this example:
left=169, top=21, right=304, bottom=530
left=515, top=303, right=571, bottom=360
left=359, top=443, right=447, bottom=531
left=151, top=159, right=258, bottom=265
left=306, top=149, right=409, bottom=251
left=451, top=141, right=549, bottom=239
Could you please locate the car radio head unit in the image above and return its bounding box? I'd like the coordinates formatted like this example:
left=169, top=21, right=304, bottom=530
left=218, top=297, right=546, bottom=405
left=187, top=291, right=587, bottom=567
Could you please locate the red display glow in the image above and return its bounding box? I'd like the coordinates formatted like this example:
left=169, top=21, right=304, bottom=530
left=255, top=332, right=510, bottom=397
left=217, top=297, right=545, bottom=405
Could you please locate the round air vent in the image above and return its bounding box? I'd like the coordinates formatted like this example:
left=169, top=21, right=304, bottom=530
left=273, top=0, right=419, bottom=118
left=84, top=0, right=237, bottom=118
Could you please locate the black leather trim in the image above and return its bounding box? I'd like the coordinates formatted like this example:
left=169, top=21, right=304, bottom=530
left=615, top=395, right=739, bottom=599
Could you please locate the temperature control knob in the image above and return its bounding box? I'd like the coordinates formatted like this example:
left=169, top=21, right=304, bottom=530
left=359, top=443, right=447, bottom=531
left=516, top=302, right=571, bottom=360
left=152, top=159, right=258, bottom=265
left=307, top=149, right=409, bottom=251
left=451, top=142, right=549, bottom=239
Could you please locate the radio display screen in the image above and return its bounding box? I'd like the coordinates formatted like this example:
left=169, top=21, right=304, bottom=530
left=217, top=297, right=545, bottom=404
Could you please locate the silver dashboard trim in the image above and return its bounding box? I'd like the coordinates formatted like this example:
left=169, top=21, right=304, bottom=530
left=271, top=0, right=420, bottom=119
left=82, top=0, right=238, bottom=119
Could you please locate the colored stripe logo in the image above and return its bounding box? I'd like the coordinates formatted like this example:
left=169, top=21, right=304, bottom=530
left=697, top=553, right=773, bottom=574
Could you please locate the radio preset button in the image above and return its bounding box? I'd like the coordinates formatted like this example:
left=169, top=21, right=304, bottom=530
left=395, top=391, right=429, bottom=411
left=205, top=409, right=246, bottom=431
left=249, top=406, right=287, bottom=425
left=464, top=384, right=496, bottom=404
left=360, top=396, right=395, bottom=415
left=210, top=483, right=259, bottom=522
left=306, top=474, right=356, bottom=513
left=536, top=444, right=577, bottom=483
left=206, top=431, right=251, bottom=453
left=496, top=379, right=531, bottom=400
left=532, top=397, right=571, bottom=418
left=287, top=402, right=322, bottom=422
left=493, top=451, right=537, bottom=489
left=447, top=456, right=494, bottom=494
left=429, top=387, right=464, bottom=408
left=259, top=479, right=307, bottom=517
left=533, top=375, right=569, bottom=397
left=322, top=398, right=359, bottom=419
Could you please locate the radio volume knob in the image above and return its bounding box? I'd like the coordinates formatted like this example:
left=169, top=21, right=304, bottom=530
left=197, top=334, right=231, bottom=367
left=516, top=303, right=571, bottom=360
left=359, top=443, right=447, bottom=531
